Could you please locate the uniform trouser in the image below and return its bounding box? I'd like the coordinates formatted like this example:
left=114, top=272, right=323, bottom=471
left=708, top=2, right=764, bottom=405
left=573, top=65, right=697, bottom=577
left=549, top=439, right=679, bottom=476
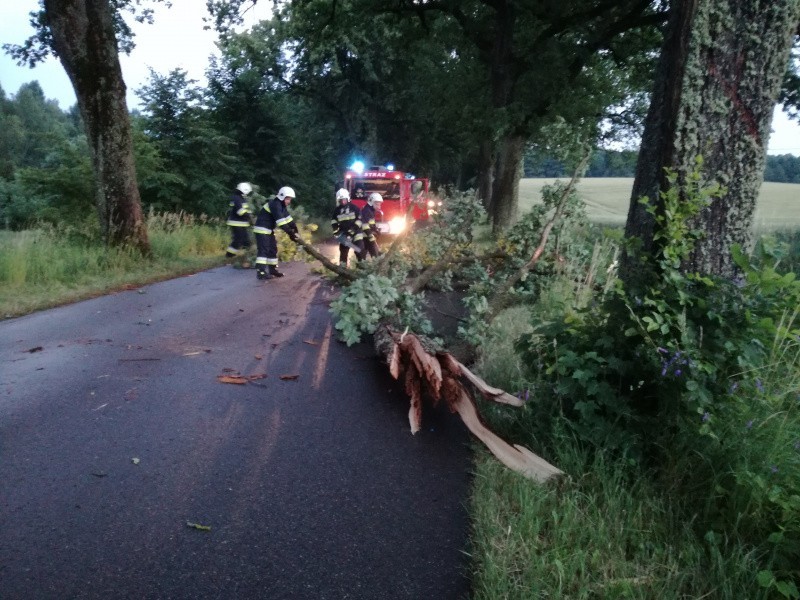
left=255, top=232, right=278, bottom=272
left=227, top=226, right=252, bottom=256
left=339, top=237, right=365, bottom=265
left=363, top=236, right=380, bottom=258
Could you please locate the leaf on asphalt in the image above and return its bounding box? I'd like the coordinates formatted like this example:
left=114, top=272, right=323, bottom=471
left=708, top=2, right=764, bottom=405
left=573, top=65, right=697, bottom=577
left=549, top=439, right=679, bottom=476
left=25, top=346, right=43, bottom=353
left=254, top=354, right=263, bottom=360
left=91, top=472, right=107, bottom=478
left=186, top=521, right=211, bottom=531
left=279, top=374, right=299, bottom=381
left=247, top=374, right=267, bottom=381
left=132, top=458, right=140, bottom=465
left=217, top=375, right=248, bottom=385
left=303, top=340, right=319, bottom=346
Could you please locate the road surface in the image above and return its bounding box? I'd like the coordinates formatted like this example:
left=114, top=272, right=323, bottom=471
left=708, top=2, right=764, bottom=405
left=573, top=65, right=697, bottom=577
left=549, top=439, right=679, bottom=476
left=0, top=261, right=472, bottom=599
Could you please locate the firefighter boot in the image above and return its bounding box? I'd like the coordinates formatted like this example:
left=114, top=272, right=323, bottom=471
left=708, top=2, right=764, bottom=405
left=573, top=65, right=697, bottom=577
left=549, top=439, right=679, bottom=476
left=269, top=266, right=285, bottom=278
left=257, top=268, right=272, bottom=281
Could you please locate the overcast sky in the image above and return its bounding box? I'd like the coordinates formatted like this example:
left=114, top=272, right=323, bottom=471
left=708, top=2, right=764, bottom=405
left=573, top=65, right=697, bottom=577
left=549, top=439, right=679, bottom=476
left=1, top=1, right=799, bottom=156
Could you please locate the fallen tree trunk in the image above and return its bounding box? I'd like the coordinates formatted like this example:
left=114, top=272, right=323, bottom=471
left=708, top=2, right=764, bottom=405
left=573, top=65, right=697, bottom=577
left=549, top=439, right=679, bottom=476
left=294, top=238, right=357, bottom=282
left=374, top=324, right=563, bottom=483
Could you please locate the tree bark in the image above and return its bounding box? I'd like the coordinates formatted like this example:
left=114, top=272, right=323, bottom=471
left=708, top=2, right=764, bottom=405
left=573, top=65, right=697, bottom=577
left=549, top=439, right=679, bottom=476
left=623, top=0, right=800, bottom=280
left=490, top=133, right=525, bottom=234
left=43, top=0, right=149, bottom=253
left=475, top=139, right=495, bottom=211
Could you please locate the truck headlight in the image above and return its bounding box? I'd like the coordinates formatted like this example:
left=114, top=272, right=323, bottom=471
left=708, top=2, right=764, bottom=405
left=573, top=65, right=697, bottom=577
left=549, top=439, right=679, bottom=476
left=389, top=217, right=407, bottom=234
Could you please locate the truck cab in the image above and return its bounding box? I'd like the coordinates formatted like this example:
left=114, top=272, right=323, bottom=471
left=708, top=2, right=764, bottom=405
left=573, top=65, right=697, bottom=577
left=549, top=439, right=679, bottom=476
left=343, top=165, right=430, bottom=235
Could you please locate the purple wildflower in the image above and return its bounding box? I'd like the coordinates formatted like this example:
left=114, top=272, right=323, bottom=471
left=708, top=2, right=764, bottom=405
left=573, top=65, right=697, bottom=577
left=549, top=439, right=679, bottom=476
left=524, top=389, right=530, bottom=401
left=770, top=465, right=779, bottom=474
left=746, top=420, right=754, bottom=430
left=756, top=379, right=764, bottom=393
left=702, top=412, right=710, bottom=423
left=674, top=369, right=682, bottom=376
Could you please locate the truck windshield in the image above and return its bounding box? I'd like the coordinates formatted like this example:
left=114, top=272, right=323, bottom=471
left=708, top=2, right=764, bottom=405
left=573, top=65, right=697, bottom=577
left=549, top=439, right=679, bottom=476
left=351, top=179, right=402, bottom=200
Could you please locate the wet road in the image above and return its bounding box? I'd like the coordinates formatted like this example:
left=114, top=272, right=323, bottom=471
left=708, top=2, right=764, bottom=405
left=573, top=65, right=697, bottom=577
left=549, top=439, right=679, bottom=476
left=0, top=262, right=472, bottom=599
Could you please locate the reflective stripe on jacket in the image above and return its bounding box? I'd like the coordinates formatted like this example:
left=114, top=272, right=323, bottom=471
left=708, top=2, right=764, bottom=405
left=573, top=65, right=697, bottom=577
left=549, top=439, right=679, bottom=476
left=255, top=196, right=297, bottom=236
left=226, top=191, right=251, bottom=227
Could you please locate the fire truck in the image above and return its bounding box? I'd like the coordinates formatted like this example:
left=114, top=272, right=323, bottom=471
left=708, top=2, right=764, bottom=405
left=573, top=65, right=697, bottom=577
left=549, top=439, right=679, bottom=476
left=342, top=162, right=431, bottom=235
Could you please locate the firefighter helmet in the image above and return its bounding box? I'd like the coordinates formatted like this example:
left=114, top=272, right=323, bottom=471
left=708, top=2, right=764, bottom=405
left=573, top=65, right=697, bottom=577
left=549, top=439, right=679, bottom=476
left=277, top=186, right=295, bottom=202
left=336, top=188, right=350, bottom=203
left=368, top=192, right=383, bottom=206
left=236, top=182, right=252, bottom=196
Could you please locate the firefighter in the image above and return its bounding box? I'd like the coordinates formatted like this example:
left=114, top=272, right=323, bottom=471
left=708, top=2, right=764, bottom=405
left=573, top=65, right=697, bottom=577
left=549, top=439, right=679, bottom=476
left=254, top=186, right=300, bottom=280
left=330, top=188, right=365, bottom=267
left=360, top=192, right=383, bottom=258
left=226, top=182, right=254, bottom=265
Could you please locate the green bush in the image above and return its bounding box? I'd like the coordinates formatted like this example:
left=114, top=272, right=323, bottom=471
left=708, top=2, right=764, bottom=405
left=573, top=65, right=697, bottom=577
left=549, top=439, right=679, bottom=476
left=512, top=166, right=800, bottom=592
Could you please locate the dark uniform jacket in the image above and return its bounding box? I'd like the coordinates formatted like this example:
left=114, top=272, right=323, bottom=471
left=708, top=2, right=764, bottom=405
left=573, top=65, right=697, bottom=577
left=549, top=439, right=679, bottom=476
left=331, top=202, right=364, bottom=240
left=226, top=191, right=252, bottom=227
left=360, top=204, right=380, bottom=240
left=255, top=196, right=298, bottom=236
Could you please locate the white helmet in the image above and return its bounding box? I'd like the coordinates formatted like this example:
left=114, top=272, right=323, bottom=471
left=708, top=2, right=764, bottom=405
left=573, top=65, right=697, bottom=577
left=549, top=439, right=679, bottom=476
left=368, top=192, right=383, bottom=205
left=236, top=182, right=252, bottom=195
left=335, top=188, right=350, bottom=202
left=277, top=186, right=295, bottom=201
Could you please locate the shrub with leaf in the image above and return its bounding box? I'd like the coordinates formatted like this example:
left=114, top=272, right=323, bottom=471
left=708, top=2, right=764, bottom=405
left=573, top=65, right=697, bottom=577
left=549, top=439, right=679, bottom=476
left=513, top=165, right=800, bottom=591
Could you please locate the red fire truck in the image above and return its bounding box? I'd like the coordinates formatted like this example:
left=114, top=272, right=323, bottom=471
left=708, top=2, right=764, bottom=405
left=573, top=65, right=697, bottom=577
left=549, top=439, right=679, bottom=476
left=343, top=163, right=431, bottom=235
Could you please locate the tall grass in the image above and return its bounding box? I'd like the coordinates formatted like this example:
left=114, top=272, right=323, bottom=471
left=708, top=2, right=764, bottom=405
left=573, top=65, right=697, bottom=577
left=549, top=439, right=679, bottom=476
left=469, top=443, right=766, bottom=599
left=0, top=212, right=228, bottom=318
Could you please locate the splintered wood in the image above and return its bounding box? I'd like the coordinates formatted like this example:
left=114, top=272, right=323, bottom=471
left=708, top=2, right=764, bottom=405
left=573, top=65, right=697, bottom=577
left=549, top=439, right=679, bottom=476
left=377, top=326, right=562, bottom=483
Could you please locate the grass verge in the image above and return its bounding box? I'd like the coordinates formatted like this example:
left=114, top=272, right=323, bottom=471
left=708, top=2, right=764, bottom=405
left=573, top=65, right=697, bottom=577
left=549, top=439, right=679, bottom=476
left=469, top=442, right=765, bottom=599
left=0, top=216, right=228, bottom=319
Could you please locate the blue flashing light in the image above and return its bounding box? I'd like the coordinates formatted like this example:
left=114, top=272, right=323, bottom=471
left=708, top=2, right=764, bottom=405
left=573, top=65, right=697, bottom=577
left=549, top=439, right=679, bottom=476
left=350, top=160, right=365, bottom=174
left=386, top=164, right=395, bottom=171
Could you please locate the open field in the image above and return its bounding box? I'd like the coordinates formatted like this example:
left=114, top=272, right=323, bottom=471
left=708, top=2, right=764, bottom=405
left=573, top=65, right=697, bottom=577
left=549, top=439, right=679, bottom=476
left=520, top=178, right=800, bottom=231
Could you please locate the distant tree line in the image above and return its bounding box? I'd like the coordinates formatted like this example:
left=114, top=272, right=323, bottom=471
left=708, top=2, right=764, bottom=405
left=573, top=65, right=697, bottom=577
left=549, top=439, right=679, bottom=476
left=524, top=147, right=800, bottom=183
left=2, top=77, right=799, bottom=232
left=0, top=76, right=339, bottom=230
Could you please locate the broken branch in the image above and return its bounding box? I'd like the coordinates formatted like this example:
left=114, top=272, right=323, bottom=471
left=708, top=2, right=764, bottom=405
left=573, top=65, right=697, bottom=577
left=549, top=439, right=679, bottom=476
left=375, top=326, right=561, bottom=483
left=294, top=238, right=357, bottom=281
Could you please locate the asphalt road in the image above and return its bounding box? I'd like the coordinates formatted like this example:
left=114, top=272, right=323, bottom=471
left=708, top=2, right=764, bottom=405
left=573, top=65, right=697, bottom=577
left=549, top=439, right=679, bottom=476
left=0, top=261, right=473, bottom=600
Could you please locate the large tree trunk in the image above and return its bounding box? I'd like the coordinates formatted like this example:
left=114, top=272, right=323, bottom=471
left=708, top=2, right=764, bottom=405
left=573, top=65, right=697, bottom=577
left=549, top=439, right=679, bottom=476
left=475, top=140, right=495, bottom=211
left=490, top=133, right=525, bottom=234
left=43, top=0, right=149, bottom=253
left=624, top=0, right=799, bottom=280
left=485, top=0, right=524, bottom=234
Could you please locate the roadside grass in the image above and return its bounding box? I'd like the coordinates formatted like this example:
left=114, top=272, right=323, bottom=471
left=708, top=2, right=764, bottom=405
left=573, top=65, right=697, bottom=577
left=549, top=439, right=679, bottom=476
left=469, top=444, right=763, bottom=600
left=0, top=214, right=228, bottom=319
